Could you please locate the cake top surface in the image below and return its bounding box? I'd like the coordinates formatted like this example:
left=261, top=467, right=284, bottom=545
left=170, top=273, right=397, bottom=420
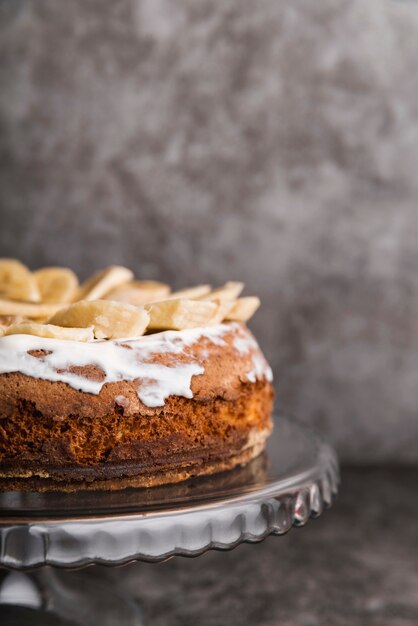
left=0, top=259, right=261, bottom=342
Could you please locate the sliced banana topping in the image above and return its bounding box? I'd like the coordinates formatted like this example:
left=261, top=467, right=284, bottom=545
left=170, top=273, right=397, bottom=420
left=200, top=281, right=244, bottom=303
left=0, top=259, right=262, bottom=341
left=0, top=316, right=24, bottom=338
left=146, top=298, right=219, bottom=330
left=5, top=322, right=94, bottom=342
left=77, top=266, right=134, bottom=302
left=225, top=297, right=260, bottom=322
left=164, top=285, right=211, bottom=300
left=34, top=267, right=79, bottom=303
left=0, top=299, right=63, bottom=320
left=0, top=259, right=41, bottom=303
left=104, top=280, right=170, bottom=306
left=210, top=299, right=236, bottom=324
left=0, top=315, right=25, bottom=327
left=50, top=300, right=150, bottom=340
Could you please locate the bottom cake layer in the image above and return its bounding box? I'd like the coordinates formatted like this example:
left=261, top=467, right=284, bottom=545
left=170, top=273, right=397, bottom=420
left=0, top=436, right=267, bottom=492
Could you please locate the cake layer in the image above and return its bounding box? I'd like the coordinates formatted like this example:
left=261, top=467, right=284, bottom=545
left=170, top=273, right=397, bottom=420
left=0, top=321, right=272, bottom=417
left=0, top=440, right=267, bottom=493
left=0, top=379, right=273, bottom=482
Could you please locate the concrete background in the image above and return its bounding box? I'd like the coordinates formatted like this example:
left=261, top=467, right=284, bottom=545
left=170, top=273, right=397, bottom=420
left=1, top=0, right=418, bottom=462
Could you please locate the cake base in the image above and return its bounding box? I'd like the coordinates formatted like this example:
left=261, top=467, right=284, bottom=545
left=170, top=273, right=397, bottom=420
left=0, top=438, right=267, bottom=492
left=0, top=376, right=274, bottom=492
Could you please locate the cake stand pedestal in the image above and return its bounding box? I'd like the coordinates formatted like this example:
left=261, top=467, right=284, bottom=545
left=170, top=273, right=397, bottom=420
left=0, top=417, right=339, bottom=625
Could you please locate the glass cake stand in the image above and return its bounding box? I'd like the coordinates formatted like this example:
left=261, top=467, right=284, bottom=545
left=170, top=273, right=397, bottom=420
left=0, top=416, right=339, bottom=625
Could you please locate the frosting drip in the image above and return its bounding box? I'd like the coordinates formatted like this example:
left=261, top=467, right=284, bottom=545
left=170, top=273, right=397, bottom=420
left=0, top=323, right=272, bottom=407
left=233, top=333, right=273, bottom=382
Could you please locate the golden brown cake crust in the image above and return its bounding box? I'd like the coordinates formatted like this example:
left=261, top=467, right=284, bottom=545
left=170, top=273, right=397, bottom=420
left=0, top=322, right=274, bottom=491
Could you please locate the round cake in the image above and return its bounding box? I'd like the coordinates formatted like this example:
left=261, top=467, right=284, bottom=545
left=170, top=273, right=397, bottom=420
left=0, top=261, right=274, bottom=491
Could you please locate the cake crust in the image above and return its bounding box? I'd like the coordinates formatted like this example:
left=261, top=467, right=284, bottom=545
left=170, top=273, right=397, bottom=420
left=0, top=323, right=274, bottom=491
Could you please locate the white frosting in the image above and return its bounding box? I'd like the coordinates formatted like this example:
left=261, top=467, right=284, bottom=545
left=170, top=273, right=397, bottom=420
left=233, top=333, right=273, bottom=383
left=0, top=322, right=272, bottom=407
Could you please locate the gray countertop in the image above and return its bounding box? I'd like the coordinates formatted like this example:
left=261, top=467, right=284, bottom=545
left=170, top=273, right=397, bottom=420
left=103, top=467, right=418, bottom=625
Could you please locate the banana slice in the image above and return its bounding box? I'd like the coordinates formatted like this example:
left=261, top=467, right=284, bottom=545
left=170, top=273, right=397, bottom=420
left=0, top=259, right=41, bottom=303
left=225, top=297, right=260, bottom=322
left=164, top=285, right=211, bottom=300
left=0, top=314, right=25, bottom=327
left=210, top=299, right=235, bottom=324
left=104, top=280, right=170, bottom=306
left=77, top=266, right=134, bottom=302
left=0, top=316, right=25, bottom=338
left=200, top=281, right=244, bottom=303
left=0, top=299, right=63, bottom=319
left=34, top=267, right=79, bottom=304
left=145, top=298, right=218, bottom=330
left=5, top=322, right=94, bottom=342
left=50, top=300, right=149, bottom=339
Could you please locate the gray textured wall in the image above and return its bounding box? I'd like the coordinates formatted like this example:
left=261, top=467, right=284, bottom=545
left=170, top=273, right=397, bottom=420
left=1, top=0, right=418, bottom=463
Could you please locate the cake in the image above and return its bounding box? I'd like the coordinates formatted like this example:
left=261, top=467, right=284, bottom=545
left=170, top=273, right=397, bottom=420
left=0, top=260, right=274, bottom=491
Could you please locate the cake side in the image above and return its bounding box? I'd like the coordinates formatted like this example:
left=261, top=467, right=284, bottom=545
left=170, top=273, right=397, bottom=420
left=0, top=382, right=273, bottom=491
left=0, top=322, right=274, bottom=488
